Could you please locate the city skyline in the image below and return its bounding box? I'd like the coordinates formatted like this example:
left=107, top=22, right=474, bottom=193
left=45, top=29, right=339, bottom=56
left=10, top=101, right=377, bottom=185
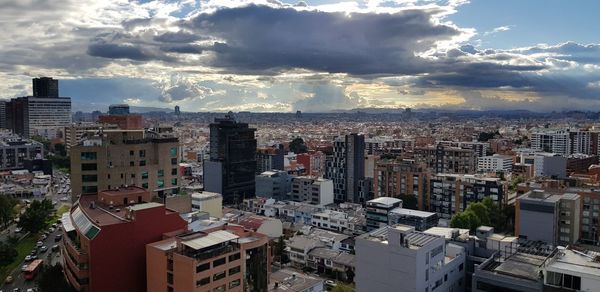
left=1, top=0, right=599, bottom=113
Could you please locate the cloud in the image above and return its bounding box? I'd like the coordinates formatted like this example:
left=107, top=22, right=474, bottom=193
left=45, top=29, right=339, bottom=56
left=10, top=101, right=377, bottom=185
left=88, top=43, right=153, bottom=61
left=483, top=25, right=513, bottom=36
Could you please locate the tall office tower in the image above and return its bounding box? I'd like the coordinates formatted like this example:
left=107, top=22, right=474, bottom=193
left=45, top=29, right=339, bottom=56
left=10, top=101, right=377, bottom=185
left=326, top=133, right=365, bottom=203
left=174, top=105, right=181, bottom=115
left=204, top=116, right=257, bottom=204
left=0, top=101, right=6, bottom=129
left=70, top=129, right=181, bottom=201
left=61, top=187, right=187, bottom=292
left=32, top=77, right=59, bottom=97
left=108, top=104, right=130, bottom=115
left=4, top=78, right=71, bottom=139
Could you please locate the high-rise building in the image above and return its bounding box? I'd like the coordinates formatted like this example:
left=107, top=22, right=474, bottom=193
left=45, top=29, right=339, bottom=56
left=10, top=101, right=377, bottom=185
left=146, top=225, right=271, bottom=292
left=174, top=105, right=180, bottom=115
left=356, top=225, right=465, bottom=292
left=61, top=187, right=188, bottom=292
left=108, top=104, right=130, bottom=115
left=4, top=78, right=71, bottom=139
left=477, top=154, right=513, bottom=172
left=0, top=101, right=6, bottom=129
left=204, top=116, right=257, bottom=204
left=32, top=77, right=59, bottom=97
left=70, top=129, right=181, bottom=201
left=326, top=133, right=365, bottom=203
left=373, top=159, right=429, bottom=209
left=414, top=144, right=476, bottom=174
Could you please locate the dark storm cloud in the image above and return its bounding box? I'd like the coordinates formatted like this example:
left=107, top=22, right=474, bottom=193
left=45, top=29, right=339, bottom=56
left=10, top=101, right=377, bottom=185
left=159, top=44, right=204, bottom=54
left=154, top=31, right=204, bottom=43
left=88, top=43, right=152, bottom=61
left=182, top=5, right=460, bottom=75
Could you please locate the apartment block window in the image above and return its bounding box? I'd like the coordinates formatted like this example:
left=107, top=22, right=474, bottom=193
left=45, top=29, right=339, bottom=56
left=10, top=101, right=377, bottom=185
left=81, top=163, right=97, bottom=171
left=167, top=287, right=173, bottom=292
left=229, top=266, right=241, bottom=275
left=171, top=168, right=177, bottom=175
left=171, top=178, right=177, bottom=186
left=157, top=180, right=164, bottom=188
left=130, top=150, right=134, bottom=156
left=82, top=175, right=97, bottom=182
left=213, top=271, right=226, bottom=281
left=196, top=263, right=210, bottom=273
left=130, top=161, right=134, bottom=167
left=213, top=257, right=226, bottom=267
left=167, top=273, right=173, bottom=285
left=139, top=160, right=146, bottom=166
left=229, top=279, right=241, bottom=289
left=197, top=277, right=210, bottom=287
left=214, top=285, right=225, bottom=292
left=229, top=253, right=241, bottom=262
left=170, top=147, right=177, bottom=157
left=167, top=259, right=173, bottom=271
left=171, top=158, right=177, bottom=165
left=141, top=171, right=148, bottom=179
left=139, top=150, right=146, bottom=158
left=82, top=186, right=98, bottom=194
left=142, top=183, right=148, bottom=189
left=158, top=169, right=164, bottom=177
left=80, top=152, right=97, bottom=160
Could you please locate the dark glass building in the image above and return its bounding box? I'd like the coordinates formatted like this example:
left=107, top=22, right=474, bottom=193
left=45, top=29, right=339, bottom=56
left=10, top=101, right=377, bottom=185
left=33, top=77, right=59, bottom=97
left=204, top=115, right=257, bottom=204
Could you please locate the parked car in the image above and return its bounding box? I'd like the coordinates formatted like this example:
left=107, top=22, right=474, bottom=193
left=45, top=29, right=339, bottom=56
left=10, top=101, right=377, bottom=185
left=51, top=244, right=59, bottom=251
left=36, top=241, right=43, bottom=247
left=14, top=227, right=22, bottom=233
left=21, top=264, right=28, bottom=272
left=54, top=234, right=62, bottom=242
left=24, top=255, right=32, bottom=262
left=39, top=246, right=48, bottom=253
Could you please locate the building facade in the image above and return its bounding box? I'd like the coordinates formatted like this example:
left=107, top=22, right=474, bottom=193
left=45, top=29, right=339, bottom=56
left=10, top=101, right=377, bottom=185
left=365, top=197, right=403, bottom=231
left=0, top=132, right=44, bottom=171
left=290, top=176, right=334, bottom=206
left=477, top=154, right=513, bottom=172
left=255, top=170, right=291, bottom=199
left=326, top=133, right=365, bottom=203
left=414, top=144, right=476, bottom=174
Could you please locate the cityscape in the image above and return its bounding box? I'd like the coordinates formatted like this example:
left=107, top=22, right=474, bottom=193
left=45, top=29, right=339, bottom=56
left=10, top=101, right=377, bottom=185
left=1, top=1, right=600, bottom=292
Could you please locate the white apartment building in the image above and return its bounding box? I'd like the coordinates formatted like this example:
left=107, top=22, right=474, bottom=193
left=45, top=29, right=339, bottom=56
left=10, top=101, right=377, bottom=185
left=530, top=128, right=571, bottom=155
left=544, top=248, right=600, bottom=291
left=290, top=176, right=334, bottom=206
left=477, top=154, right=513, bottom=172
left=311, top=209, right=349, bottom=233
left=356, top=225, right=465, bottom=292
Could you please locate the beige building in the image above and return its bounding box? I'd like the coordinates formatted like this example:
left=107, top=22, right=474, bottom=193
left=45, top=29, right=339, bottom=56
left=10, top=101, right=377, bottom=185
left=146, top=225, right=271, bottom=292
left=64, top=123, right=118, bottom=155
left=70, top=129, right=181, bottom=200
left=191, top=191, right=223, bottom=218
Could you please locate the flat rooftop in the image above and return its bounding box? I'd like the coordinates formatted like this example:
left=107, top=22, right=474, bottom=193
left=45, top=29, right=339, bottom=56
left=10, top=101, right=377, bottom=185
left=389, top=207, right=436, bottom=218
left=269, top=269, right=323, bottom=292
left=367, top=197, right=402, bottom=207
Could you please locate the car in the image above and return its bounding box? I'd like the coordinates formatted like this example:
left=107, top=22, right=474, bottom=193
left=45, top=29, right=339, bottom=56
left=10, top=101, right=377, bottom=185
left=24, top=255, right=32, bottom=262
left=21, top=264, right=28, bottom=272
left=14, top=227, right=22, bottom=233
left=54, top=234, right=62, bottom=242
left=36, top=241, right=43, bottom=247
left=30, top=249, right=37, bottom=256
left=13, top=288, right=21, bottom=292
left=30, top=254, right=37, bottom=260
left=39, top=246, right=48, bottom=253
left=26, top=289, right=36, bottom=292
left=51, top=244, right=59, bottom=251
left=325, top=280, right=337, bottom=288
left=60, top=197, right=68, bottom=202
left=51, top=223, right=57, bottom=228
left=39, top=234, right=47, bottom=241
left=48, top=227, right=55, bottom=233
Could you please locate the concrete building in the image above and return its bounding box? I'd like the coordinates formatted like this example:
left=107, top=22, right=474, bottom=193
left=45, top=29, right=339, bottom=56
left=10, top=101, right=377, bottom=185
left=97, top=114, right=143, bottom=130
left=269, top=269, right=324, bottom=292
left=70, top=129, right=181, bottom=200
left=256, top=146, right=284, bottom=174
left=429, top=174, right=506, bottom=220
left=365, top=197, right=403, bottom=231
left=414, top=144, right=476, bottom=174
left=356, top=225, right=465, bottom=292
left=531, top=128, right=571, bottom=155
left=388, top=208, right=438, bottom=231
left=515, top=190, right=581, bottom=245
left=290, top=176, right=334, bottom=206
left=255, top=170, right=291, bottom=199
left=0, top=101, right=6, bottom=129
left=108, top=104, right=130, bottom=115
left=146, top=225, right=271, bottom=292
left=0, top=132, right=44, bottom=171
left=326, top=133, right=365, bottom=203
left=518, top=152, right=567, bottom=178
left=437, top=141, right=490, bottom=157
left=4, top=78, right=71, bottom=139
left=61, top=188, right=187, bottom=292
left=204, top=116, right=257, bottom=204
left=296, top=151, right=326, bottom=177
left=191, top=191, right=223, bottom=218
left=543, top=247, right=600, bottom=291
left=64, top=123, right=118, bottom=154
left=477, top=154, right=513, bottom=172
left=311, top=210, right=349, bottom=233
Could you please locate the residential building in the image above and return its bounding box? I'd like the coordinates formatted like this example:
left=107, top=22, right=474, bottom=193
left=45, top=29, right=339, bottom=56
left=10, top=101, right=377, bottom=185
left=311, top=210, right=349, bottom=233
left=477, top=154, right=513, bottom=172
left=414, top=144, right=476, bottom=174
left=388, top=208, right=438, bottom=231
left=290, top=176, right=334, bottom=206
left=61, top=188, right=188, bottom=292
left=437, top=141, right=490, bottom=157
left=0, top=132, right=44, bottom=171
left=0, top=101, right=6, bottom=129
left=326, top=133, right=365, bottom=203
left=531, top=128, right=571, bottom=155
left=515, top=190, right=581, bottom=245
left=428, top=174, right=506, bottom=220
left=365, top=197, right=403, bottom=231
left=543, top=247, right=600, bottom=291
left=296, top=151, right=326, bottom=177
left=567, top=154, right=599, bottom=173
left=70, top=129, right=181, bottom=200
left=4, top=77, right=71, bottom=139
left=373, top=158, right=429, bottom=209
left=518, top=151, right=567, bottom=177
left=146, top=225, right=271, bottom=292
left=191, top=191, right=223, bottom=218
left=256, top=146, right=284, bottom=174
left=356, top=225, right=465, bottom=292
left=269, top=269, right=324, bottom=292
left=204, top=116, right=257, bottom=204
left=64, top=123, right=118, bottom=154
left=256, top=170, right=291, bottom=199
left=97, top=114, right=143, bottom=130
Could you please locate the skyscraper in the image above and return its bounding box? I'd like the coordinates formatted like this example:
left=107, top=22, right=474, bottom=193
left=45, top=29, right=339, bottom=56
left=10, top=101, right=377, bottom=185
left=108, top=104, right=130, bottom=115
left=174, top=105, right=180, bottom=115
left=326, top=133, right=365, bottom=203
left=204, top=115, right=257, bottom=204
left=5, top=78, right=71, bottom=139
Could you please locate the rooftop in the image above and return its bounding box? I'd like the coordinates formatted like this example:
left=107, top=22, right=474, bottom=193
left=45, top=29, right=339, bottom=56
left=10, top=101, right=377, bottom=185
left=389, top=207, right=436, bottom=218
left=181, top=230, right=239, bottom=250
left=367, top=197, right=402, bottom=208
left=362, top=225, right=442, bottom=250
left=269, top=269, right=323, bottom=292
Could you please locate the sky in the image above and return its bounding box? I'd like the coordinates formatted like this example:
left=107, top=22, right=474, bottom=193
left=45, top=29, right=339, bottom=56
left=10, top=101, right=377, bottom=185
left=0, top=0, right=599, bottom=112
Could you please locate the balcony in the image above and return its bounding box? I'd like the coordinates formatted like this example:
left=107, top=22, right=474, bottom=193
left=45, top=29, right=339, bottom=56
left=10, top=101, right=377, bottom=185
left=185, top=244, right=240, bottom=262
left=63, top=234, right=88, bottom=264
left=64, top=258, right=89, bottom=292
left=63, top=245, right=89, bottom=280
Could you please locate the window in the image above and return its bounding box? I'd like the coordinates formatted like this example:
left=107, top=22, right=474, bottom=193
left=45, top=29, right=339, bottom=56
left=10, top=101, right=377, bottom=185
left=229, top=279, right=241, bottom=289
left=425, top=269, right=429, bottom=281
left=131, top=173, right=135, bottom=178
left=229, top=266, right=241, bottom=275
left=158, top=169, right=164, bottom=177
left=130, top=161, right=134, bottom=166
left=214, top=285, right=225, bottom=292
left=546, top=271, right=563, bottom=286
left=167, top=259, right=173, bottom=271
left=82, top=175, right=97, bottom=182
left=171, top=158, right=177, bottom=165
left=139, top=160, right=146, bottom=166
left=80, top=152, right=97, bottom=160
left=142, top=183, right=148, bottom=189
left=167, top=273, right=173, bottom=284
left=139, top=150, right=146, bottom=158
left=168, top=287, right=173, bottom=292
left=82, top=186, right=97, bottom=194
left=213, top=271, right=226, bottom=281
left=459, top=263, right=463, bottom=271
left=213, top=257, right=226, bottom=267
left=157, top=180, right=164, bottom=188
left=141, top=171, right=148, bottom=179
left=130, top=150, right=134, bottom=156
left=229, top=253, right=241, bottom=262
left=170, top=147, right=177, bottom=157
left=171, top=178, right=177, bottom=186
left=197, top=277, right=210, bottom=287
left=171, top=168, right=177, bottom=175
left=81, top=163, right=97, bottom=171
left=196, top=263, right=210, bottom=273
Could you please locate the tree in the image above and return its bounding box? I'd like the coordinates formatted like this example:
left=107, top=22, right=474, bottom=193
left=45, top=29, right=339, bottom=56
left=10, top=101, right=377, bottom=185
left=345, top=267, right=355, bottom=283
left=332, top=283, right=354, bottom=292
left=289, top=137, right=307, bottom=154
left=450, top=211, right=480, bottom=232
left=0, top=195, right=16, bottom=228
left=37, top=264, right=74, bottom=292
left=0, top=241, right=17, bottom=265
left=400, top=195, right=418, bottom=210
left=468, top=202, right=490, bottom=227
left=18, top=199, right=53, bottom=234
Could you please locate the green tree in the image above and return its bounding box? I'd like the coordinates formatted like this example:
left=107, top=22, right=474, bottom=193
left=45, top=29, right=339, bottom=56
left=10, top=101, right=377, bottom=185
left=0, top=195, right=16, bottom=228
left=289, top=137, right=307, bottom=154
left=332, top=283, right=354, bottom=292
left=468, top=202, right=490, bottom=227
left=18, top=199, right=53, bottom=234
left=37, top=264, right=74, bottom=292
left=450, top=211, right=480, bottom=232
left=0, top=241, right=17, bottom=265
